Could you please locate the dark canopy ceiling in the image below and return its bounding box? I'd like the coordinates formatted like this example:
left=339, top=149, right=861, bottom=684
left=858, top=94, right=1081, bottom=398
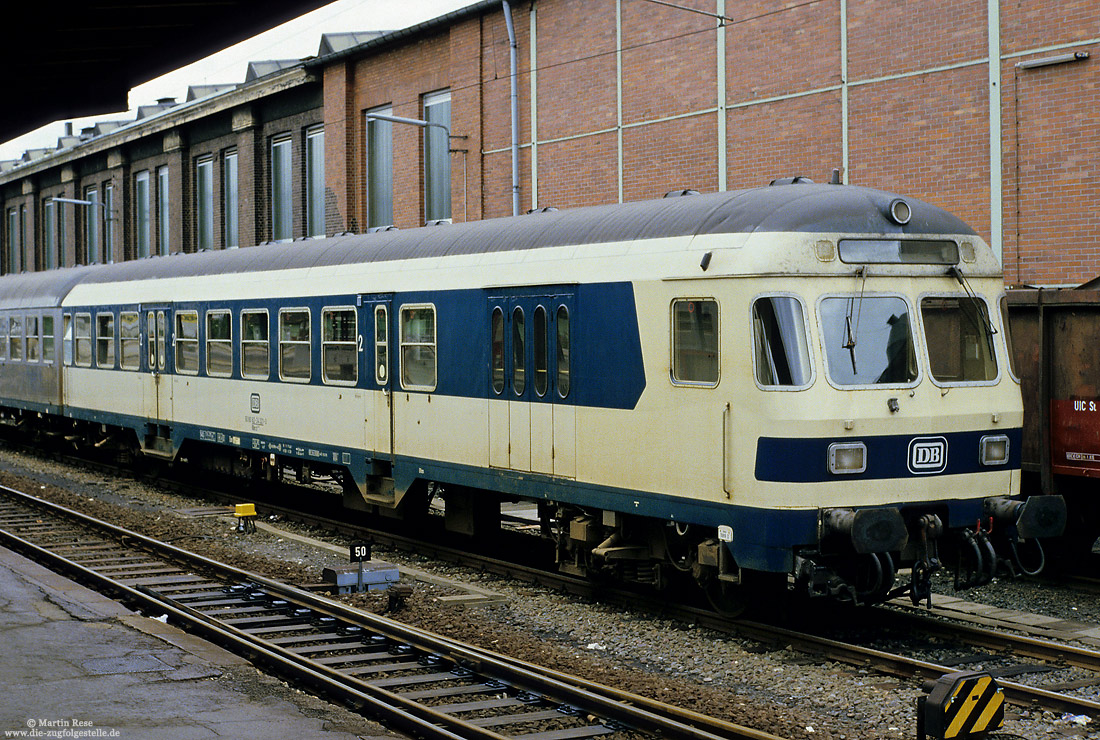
left=1, top=0, right=334, bottom=145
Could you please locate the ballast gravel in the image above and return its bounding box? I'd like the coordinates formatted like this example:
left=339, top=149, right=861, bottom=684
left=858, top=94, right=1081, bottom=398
left=0, top=446, right=1094, bottom=740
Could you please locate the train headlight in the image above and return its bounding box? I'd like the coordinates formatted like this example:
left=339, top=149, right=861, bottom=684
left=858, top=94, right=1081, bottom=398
left=980, top=435, right=1010, bottom=466
left=828, top=442, right=867, bottom=475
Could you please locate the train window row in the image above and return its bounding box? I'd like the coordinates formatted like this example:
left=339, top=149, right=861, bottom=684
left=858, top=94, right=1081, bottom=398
left=489, top=304, right=571, bottom=399
left=60, top=304, right=438, bottom=391
left=0, top=314, right=56, bottom=363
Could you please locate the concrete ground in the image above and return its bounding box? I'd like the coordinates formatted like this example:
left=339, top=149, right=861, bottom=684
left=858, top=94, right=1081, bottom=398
left=0, top=546, right=399, bottom=740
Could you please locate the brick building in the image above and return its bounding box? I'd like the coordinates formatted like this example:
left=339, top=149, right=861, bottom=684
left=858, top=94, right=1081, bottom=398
left=0, top=1, right=1096, bottom=286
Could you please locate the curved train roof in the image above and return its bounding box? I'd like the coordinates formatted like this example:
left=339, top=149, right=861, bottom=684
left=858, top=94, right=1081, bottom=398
left=0, top=183, right=977, bottom=308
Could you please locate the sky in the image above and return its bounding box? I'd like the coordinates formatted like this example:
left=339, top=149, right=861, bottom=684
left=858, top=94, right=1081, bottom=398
left=0, top=0, right=474, bottom=161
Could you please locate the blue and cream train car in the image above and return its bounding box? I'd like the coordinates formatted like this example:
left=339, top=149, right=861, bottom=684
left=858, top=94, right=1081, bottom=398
left=0, top=183, right=1065, bottom=609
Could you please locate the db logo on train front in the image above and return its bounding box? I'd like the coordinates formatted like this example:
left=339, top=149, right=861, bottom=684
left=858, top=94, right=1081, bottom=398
left=908, top=436, right=948, bottom=475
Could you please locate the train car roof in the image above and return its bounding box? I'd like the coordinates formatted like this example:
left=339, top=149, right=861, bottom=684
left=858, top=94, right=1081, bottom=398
left=0, top=183, right=977, bottom=307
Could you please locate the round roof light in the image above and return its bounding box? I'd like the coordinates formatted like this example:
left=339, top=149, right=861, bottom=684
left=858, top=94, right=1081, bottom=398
left=889, top=198, right=912, bottom=225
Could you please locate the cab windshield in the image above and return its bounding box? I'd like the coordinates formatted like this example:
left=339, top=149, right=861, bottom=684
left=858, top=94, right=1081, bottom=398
left=820, top=296, right=917, bottom=386
left=921, top=296, right=997, bottom=383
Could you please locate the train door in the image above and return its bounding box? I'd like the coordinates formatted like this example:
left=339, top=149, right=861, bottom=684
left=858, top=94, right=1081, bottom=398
left=363, top=296, right=395, bottom=463
left=488, top=293, right=575, bottom=477
left=142, top=307, right=172, bottom=425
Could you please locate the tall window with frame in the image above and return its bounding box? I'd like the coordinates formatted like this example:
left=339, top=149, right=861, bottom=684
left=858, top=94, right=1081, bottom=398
left=19, top=205, right=28, bottom=271
left=6, top=208, right=18, bottom=273
left=271, top=136, right=292, bottom=241
left=119, top=312, right=140, bottom=370
left=175, top=311, right=199, bottom=374
left=400, top=305, right=436, bottom=390
left=322, top=307, right=356, bottom=384
left=96, top=313, right=115, bottom=368
left=84, top=186, right=100, bottom=263
left=103, top=183, right=114, bottom=263
left=306, top=126, right=325, bottom=238
left=223, top=151, right=238, bottom=248
left=74, top=314, right=91, bottom=366
left=671, top=299, right=720, bottom=386
left=42, top=200, right=55, bottom=270
left=366, top=106, right=394, bottom=229
left=9, top=315, right=22, bottom=361
left=241, top=310, right=270, bottom=378
left=279, top=309, right=311, bottom=381
left=25, top=316, right=38, bottom=362
left=41, top=315, right=55, bottom=363
left=196, top=157, right=214, bottom=250
left=156, top=166, right=170, bottom=255
left=206, top=310, right=232, bottom=377
left=57, top=197, right=67, bottom=268
left=422, top=90, right=451, bottom=222
left=135, top=171, right=151, bottom=258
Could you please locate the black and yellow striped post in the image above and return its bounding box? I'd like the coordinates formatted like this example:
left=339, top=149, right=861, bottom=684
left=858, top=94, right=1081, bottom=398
left=917, top=670, right=1005, bottom=740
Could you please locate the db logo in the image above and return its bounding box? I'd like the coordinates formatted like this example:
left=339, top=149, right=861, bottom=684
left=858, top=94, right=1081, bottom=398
left=908, top=436, right=948, bottom=474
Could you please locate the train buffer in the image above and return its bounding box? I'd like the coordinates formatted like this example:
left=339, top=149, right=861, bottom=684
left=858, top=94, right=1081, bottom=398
left=917, top=670, right=1004, bottom=740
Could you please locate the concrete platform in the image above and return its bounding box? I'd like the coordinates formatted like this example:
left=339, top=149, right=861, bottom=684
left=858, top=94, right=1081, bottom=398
left=0, top=546, right=398, bottom=739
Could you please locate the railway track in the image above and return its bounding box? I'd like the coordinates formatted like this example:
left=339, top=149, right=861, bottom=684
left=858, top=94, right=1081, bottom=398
left=0, top=482, right=785, bottom=740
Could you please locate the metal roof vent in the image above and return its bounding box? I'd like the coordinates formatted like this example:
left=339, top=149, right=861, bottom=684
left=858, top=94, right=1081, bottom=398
left=426, top=219, right=451, bottom=226
left=663, top=189, right=700, bottom=198
left=769, top=176, right=814, bottom=186
left=368, top=225, right=399, bottom=233
left=525, top=207, right=559, bottom=214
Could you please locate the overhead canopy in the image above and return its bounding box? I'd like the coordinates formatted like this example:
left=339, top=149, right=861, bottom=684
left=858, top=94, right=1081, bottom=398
left=1, top=0, right=335, bottom=144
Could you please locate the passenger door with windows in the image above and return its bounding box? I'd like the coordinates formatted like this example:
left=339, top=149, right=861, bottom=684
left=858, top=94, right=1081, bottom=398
left=143, top=307, right=172, bottom=424
left=488, top=294, right=574, bottom=477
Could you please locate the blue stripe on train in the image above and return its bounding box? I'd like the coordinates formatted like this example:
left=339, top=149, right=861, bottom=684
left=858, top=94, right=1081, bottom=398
left=755, top=428, right=1023, bottom=482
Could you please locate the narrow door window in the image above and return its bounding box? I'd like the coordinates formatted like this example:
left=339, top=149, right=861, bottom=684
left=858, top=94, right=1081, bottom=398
left=556, top=306, right=570, bottom=398
left=490, top=307, right=504, bottom=394
left=374, top=306, right=388, bottom=384
left=512, top=307, right=525, bottom=395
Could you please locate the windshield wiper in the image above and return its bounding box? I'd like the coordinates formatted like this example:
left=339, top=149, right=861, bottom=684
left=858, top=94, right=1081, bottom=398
left=843, top=267, right=868, bottom=374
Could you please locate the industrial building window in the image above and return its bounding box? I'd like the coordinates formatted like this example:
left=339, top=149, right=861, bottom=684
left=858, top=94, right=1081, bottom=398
left=279, top=309, right=311, bottom=381
left=322, top=307, right=356, bottom=384
left=752, top=296, right=813, bottom=388
left=19, top=205, right=27, bottom=271
left=206, top=310, right=232, bottom=377
left=9, top=315, right=22, bottom=361
left=84, top=186, right=100, bottom=263
left=42, top=200, right=55, bottom=270
left=271, top=136, right=292, bottom=241
left=74, top=314, right=91, bottom=367
left=7, top=208, right=18, bottom=273
left=223, top=152, right=238, bottom=248
left=241, top=310, right=269, bottom=378
left=57, top=203, right=67, bottom=268
left=103, top=183, right=114, bottom=262
left=119, top=312, right=140, bottom=370
left=400, top=305, right=436, bottom=390
left=41, top=316, right=55, bottom=363
left=423, top=90, right=451, bottom=222
left=671, top=299, right=720, bottom=386
left=25, top=316, right=39, bottom=362
left=135, top=171, right=151, bottom=258
left=196, top=157, right=214, bottom=250
left=366, top=106, right=393, bottom=228
left=157, top=166, right=170, bottom=255
left=175, top=311, right=199, bottom=374
left=96, top=313, right=115, bottom=368
left=306, top=127, right=325, bottom=238
left=556, top=306, right=570, bottom=398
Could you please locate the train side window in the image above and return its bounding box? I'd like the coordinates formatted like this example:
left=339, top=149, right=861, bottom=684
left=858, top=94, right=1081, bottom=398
left=206, top=310, right=232, bottom=377
left=9, top=315, right=22, bottom=361
left=63, top=315, right=72, bottom=365
left=279, top=308, right=311, bottom=381
left=42, top=316, right=55, bottom=364
left=157, top=312, right=167, bottom=371
left=174, top=311, right=199, bottom=374
left=671, top=299, right=719, bottom=386
left=490, top=306, right=504, bottom=394
left=752, top=296, right=813, bottom=388
left=25, top=315, right=39, bottom=362
left=820, top=296, right=917, bottom=386
left=512, top=307, right=525, bottom=395
left=96, top=313, right=115, bottom=368
left=556, top=306, right=570, bottom=398
left=74, top=314, right=91, bottom=366
left=119, top=312, right=140, bottom=370
left=0, top=316, right=8, bottom=361
left=374, top=306, right=388, bottom=384
left=146, top=312, right=156, bottom=368
left=241, top=310, right=270, bottom=379
left=322, top=307, right=357, bottom=385
left=533, top=305, right=548, bottom=396
left=399, top=304, right=436, bottom=391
